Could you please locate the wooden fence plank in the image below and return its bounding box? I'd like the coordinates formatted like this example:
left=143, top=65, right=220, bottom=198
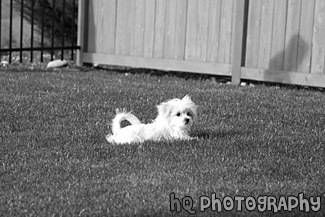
left=185, top=0, right=198, bottom=60
left=245, top=0, right=262, bottom=67
left=196, top=0, right=210, bottom=61
left=174, top=0, right=188, bottom=60
left=164, top=0, right=177, bottom=59
left=154, top=0, right=166, bottom=58
left=218, top=0, right=234, bottom=64
left=133, top=0, right=145, bottom=56
left=116, top=0, right=135, bottom=55
left=206, top=0, right=222, bottom=62
left=143, top=0, right=156, bottom=57
left=87, top=1, right=97, bottom=52
left=231, top=0, right=247, bottom=85
left=270, top=0, right=287, bottom=71
left=311, top=0, right=325, bottom=74
left=76, top=0, right=86, bottom=66
left=297, top=0, right=315, bottom=73
left=257, top=0, right=275, bottom=69
left=283, top=0, right=302, bottom=71
left=97, top=0, right=116, bottom=54
left=185, top=0, right=209, bottom=61
left=230, top=0, right=237, bottom=64
left=115, top=0, right=126, bottom=55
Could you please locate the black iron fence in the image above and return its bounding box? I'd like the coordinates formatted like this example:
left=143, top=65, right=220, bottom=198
left=0, top=0, right=80, bottom=64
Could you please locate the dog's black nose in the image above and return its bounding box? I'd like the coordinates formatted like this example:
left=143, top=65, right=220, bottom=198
left=185, top=118, right=190, bottom=124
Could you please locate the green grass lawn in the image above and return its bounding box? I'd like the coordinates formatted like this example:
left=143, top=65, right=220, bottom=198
left=0, top=67, right=324, bottom=216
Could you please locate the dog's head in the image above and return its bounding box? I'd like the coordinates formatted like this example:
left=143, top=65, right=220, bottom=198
left=156, top=95, right=198, bottom=132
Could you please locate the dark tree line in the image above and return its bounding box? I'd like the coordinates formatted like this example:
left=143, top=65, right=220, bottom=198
left=13, top=0, right=78, bottom=46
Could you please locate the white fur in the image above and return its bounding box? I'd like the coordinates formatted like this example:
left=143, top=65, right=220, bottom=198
left=106, top=95, right=198, bottom=144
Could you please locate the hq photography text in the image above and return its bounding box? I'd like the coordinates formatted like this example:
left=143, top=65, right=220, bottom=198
left=169, top=192, right=322, bottom=215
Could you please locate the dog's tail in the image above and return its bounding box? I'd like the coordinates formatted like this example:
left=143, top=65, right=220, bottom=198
left=111, top=108, right=142, bottom=134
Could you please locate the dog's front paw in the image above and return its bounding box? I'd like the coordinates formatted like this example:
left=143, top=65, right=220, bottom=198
left=182, top=135, right=198, bottom=141
left=106, top=134, right=114, bottom=143
left=189, top=136, right=199, bottom=141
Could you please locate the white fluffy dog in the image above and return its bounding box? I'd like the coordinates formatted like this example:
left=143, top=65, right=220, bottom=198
left=106, top=95, right=198, bottom=144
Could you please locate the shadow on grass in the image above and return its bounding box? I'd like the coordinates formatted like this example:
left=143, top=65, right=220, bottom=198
left=194, top=128, right=244, bottom=140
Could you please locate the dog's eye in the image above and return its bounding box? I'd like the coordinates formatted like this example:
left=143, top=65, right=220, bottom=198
left=176, top=112, right=181, bottom=116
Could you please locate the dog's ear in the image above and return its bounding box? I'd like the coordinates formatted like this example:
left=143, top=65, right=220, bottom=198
left=157, top=102, right=172, bottom=118
left=182, top=95, right=198, bottom=118
left=191, top=109, right=198, bottom=122
left=182, top=95, right=190, bottom=101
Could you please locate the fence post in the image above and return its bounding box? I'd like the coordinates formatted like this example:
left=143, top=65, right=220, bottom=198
left=76, top=0, right=86, bottom=66
left=231, top=0, right=247, bottom=85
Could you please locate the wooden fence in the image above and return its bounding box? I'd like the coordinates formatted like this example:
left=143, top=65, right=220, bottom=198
left=77, top=0, right=325, bottom=87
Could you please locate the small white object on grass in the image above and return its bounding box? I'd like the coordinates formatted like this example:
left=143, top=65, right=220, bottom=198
left=240, top=82, right=247, bottom=86
left=46, top=59, right=68, bottom=69
left=0, top=60, right=9, bottom=67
